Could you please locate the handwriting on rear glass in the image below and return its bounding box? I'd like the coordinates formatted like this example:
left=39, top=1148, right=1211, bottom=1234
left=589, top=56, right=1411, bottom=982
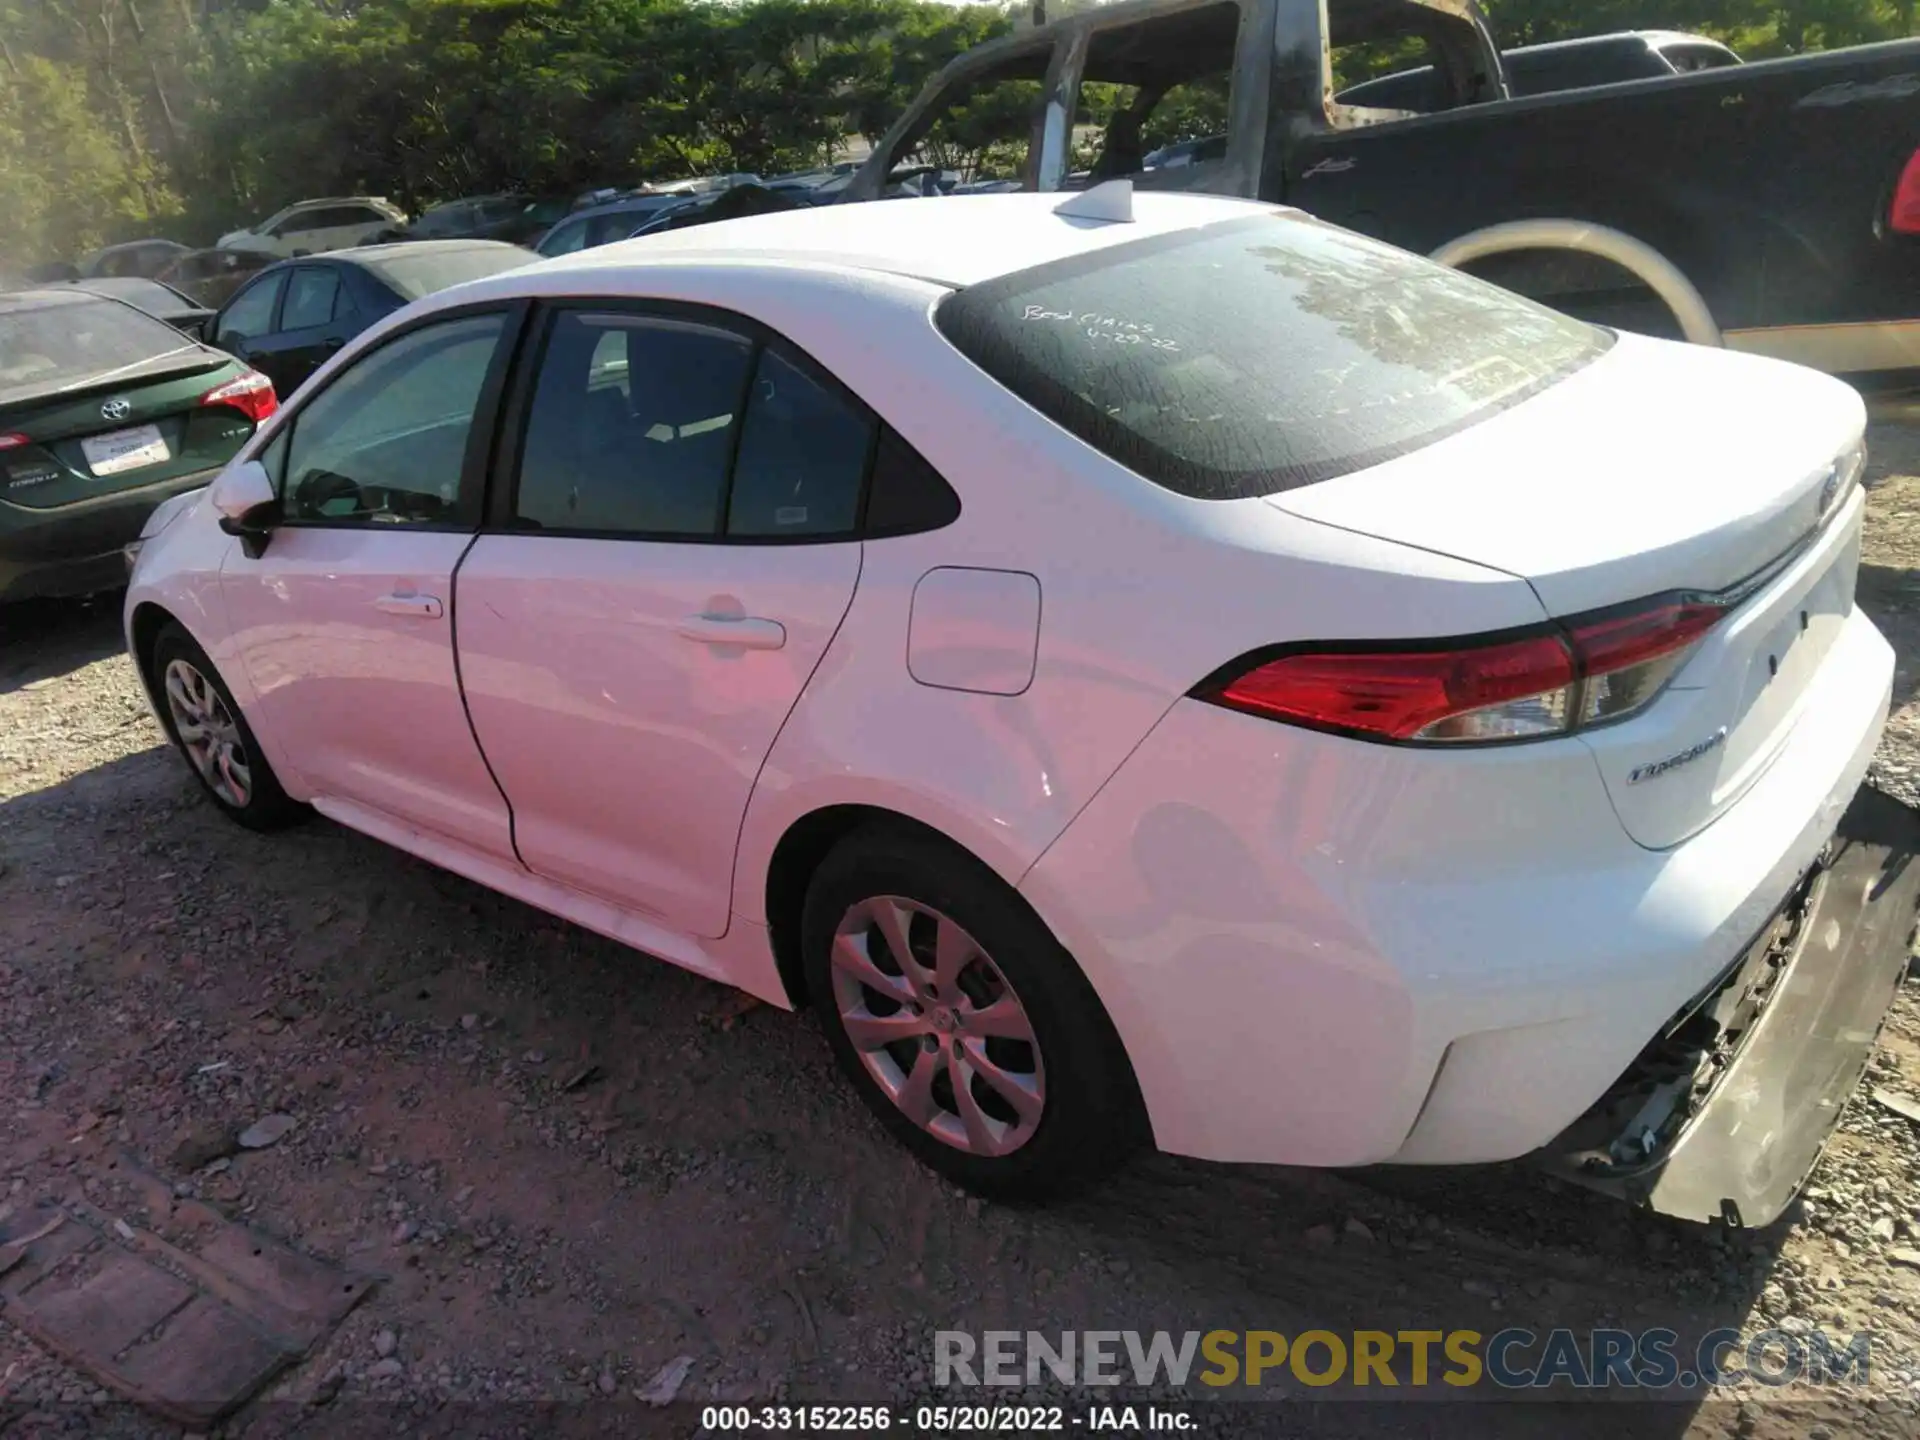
left=1020, top=305, right=1181, bottom=351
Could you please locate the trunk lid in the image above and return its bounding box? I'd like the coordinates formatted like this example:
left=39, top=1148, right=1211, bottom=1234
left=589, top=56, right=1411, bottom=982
left=1270, top=335, right=1868, bottom=849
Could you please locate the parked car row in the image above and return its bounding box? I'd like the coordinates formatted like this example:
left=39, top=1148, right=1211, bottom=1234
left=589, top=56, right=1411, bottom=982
left=0, top=238, right=534, bottom=603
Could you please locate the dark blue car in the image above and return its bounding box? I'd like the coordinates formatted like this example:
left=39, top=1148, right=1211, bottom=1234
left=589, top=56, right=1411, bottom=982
left=204, top=240, right=533, bottom=398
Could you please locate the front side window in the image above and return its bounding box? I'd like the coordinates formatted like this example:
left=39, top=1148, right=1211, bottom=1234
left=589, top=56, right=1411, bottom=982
left=587, top=212, right=642, bottom=247
left=514, top=312, right=753, bottom=535
left=280, top=312, right=504, bottom=525
left=537, top=219, right=590, bottom=257
left=936, top=214, right=1611, bottom=500
left=216, top=272, right=285, bottom=344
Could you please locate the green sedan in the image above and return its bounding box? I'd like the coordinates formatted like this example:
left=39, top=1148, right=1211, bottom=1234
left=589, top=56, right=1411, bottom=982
left=0, top=288, right=276, bottom=603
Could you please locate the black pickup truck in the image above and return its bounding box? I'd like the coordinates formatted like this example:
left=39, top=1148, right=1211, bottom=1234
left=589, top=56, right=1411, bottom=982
left=848, top=0, right=1920, bottom=388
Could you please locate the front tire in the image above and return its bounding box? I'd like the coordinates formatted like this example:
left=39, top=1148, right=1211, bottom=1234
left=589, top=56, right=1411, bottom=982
left=801, top=824, right=1140, bottom=1199
left=151, top=622, right=304, bottom=831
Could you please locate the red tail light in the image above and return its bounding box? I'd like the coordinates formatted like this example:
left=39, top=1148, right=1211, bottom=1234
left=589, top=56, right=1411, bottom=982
left=1891, top=149, right=1920, bottom=234
left=199, top=369, right=278, bottom=425
left=0, top=433, right=29, bottom=451
left=1198, top=594, right=1728, bottom=745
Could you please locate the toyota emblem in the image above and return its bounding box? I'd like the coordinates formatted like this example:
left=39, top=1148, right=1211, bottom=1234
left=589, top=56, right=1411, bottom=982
left=100, top=397, right=133, bottom=422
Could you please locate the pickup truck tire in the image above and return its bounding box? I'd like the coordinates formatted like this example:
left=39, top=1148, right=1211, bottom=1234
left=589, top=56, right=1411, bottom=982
left=1431, top=220, right=1722, bottom=349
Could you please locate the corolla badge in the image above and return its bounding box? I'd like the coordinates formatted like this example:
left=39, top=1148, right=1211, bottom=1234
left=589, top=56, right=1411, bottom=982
left=100, top=397, right=133, bottom=422
left=1627, top=729, right=1728, bottom=785
left=1302, top=157, right=1356, bottom=179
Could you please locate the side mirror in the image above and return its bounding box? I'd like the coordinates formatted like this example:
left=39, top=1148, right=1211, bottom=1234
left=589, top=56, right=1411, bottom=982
left=211, top=459, right=281, bottom=557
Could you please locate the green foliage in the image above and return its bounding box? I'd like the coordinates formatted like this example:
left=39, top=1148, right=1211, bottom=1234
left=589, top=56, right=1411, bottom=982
left=1, top=0, right=1916, bottom=268
left=1478, top=0, right=1908, bottom=55
left=0, top=0, right=1021, bottom=265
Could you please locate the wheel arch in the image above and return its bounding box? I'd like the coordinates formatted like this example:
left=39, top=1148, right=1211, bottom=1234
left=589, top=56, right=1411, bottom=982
left=128, top=599, right=179, bottom=708
left=1431, top=219, right=1723, bottom=349
left=763, top=798, right=1155, bottom=1148
left=763, top=803, right=974, bottom=1010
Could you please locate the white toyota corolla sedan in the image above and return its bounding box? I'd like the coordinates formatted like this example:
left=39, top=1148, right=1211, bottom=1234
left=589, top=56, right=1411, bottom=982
left=124, top=187, right=1919, bottom=1224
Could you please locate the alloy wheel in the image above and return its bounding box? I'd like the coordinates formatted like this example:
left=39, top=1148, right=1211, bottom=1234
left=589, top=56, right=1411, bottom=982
left=830, top=895, right=1045, bottom=1156
left=163, top=658, right=252, bottom=808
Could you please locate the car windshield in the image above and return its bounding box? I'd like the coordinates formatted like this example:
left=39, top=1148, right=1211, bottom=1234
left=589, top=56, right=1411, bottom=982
left=935, top=214, right=1612, bottom=500
left=357, top=246, right=532, bottom=300
left=0, top=293, right=195, bottom=399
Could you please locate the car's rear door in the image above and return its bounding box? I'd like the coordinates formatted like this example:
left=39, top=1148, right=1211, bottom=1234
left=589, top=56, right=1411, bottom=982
left=454, top=303, right=869, bottom=938
left=256, top=265, right=349, bottom=395
left=220, top=303, right=524, bottom=858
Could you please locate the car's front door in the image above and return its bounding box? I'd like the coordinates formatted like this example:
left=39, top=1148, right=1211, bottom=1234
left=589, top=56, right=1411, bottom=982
left=208, top=270, right=286, bottom=371
left=455, top=305, right=869, bottom=937
left=221, top=306, right=521, bottom=860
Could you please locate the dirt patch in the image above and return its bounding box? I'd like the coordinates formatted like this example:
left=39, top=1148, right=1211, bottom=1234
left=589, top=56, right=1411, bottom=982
left=5, top=435, right=1920, bottom=1434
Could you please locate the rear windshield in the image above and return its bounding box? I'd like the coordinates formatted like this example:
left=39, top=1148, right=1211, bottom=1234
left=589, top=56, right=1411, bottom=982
left=359, top=246, right=531, bottom=301
left=0, top=293, right=194, bottom=399
left=934, top=214, right=1612, bottom=499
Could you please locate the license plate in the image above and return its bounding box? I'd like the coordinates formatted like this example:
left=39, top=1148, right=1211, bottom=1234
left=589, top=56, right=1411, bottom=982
left=80, top=424, right=169, bottom=477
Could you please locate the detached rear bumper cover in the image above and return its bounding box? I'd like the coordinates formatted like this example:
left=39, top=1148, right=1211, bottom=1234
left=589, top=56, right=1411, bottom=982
left=1542, top=785, right=1920, bottom=1227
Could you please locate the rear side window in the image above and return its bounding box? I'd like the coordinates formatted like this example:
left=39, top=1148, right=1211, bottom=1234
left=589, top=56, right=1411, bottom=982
left=727, top=348, right=874, bottom=538
left=516, top=312, right=754, bottom=535
left=281, top=269, right=341, bottom=330
left=511, top=307, right=955, bottom=542
left=935, top=214, right=1611, bottom=500
left=1507, top=43, right=1671, bottom=95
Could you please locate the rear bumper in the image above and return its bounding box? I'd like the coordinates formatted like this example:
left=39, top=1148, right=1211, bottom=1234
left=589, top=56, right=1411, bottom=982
left=1540, top=785, right=1920, bottom=1225
left=1020, top=606, right=1896, bottom=1191
left=0, top=467, right=219, bottom=603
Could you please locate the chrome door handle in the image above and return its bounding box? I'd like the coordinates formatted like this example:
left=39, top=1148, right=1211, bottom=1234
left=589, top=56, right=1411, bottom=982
left=676, top=614, right=787, bottom=650
left=374, top=593, right=443, bottom=618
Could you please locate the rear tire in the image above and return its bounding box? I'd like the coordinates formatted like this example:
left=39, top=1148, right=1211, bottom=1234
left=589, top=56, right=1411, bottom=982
left=151, top=622, right=305, bottom=832
left=801, top=824, right=1140, bottom=1199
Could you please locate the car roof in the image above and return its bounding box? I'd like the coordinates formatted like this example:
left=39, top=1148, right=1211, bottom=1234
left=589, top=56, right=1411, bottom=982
left=282, top=195, right=391, bottom=209
left=87, top=238, right=188, bottom=256
left=524, top=190, right=1284, bottom=290
left=300, top=239, right=519, bottom=266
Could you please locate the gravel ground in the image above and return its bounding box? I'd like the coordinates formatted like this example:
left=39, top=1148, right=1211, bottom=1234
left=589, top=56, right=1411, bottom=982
left=6, top=424, right=1920, bottom=1438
